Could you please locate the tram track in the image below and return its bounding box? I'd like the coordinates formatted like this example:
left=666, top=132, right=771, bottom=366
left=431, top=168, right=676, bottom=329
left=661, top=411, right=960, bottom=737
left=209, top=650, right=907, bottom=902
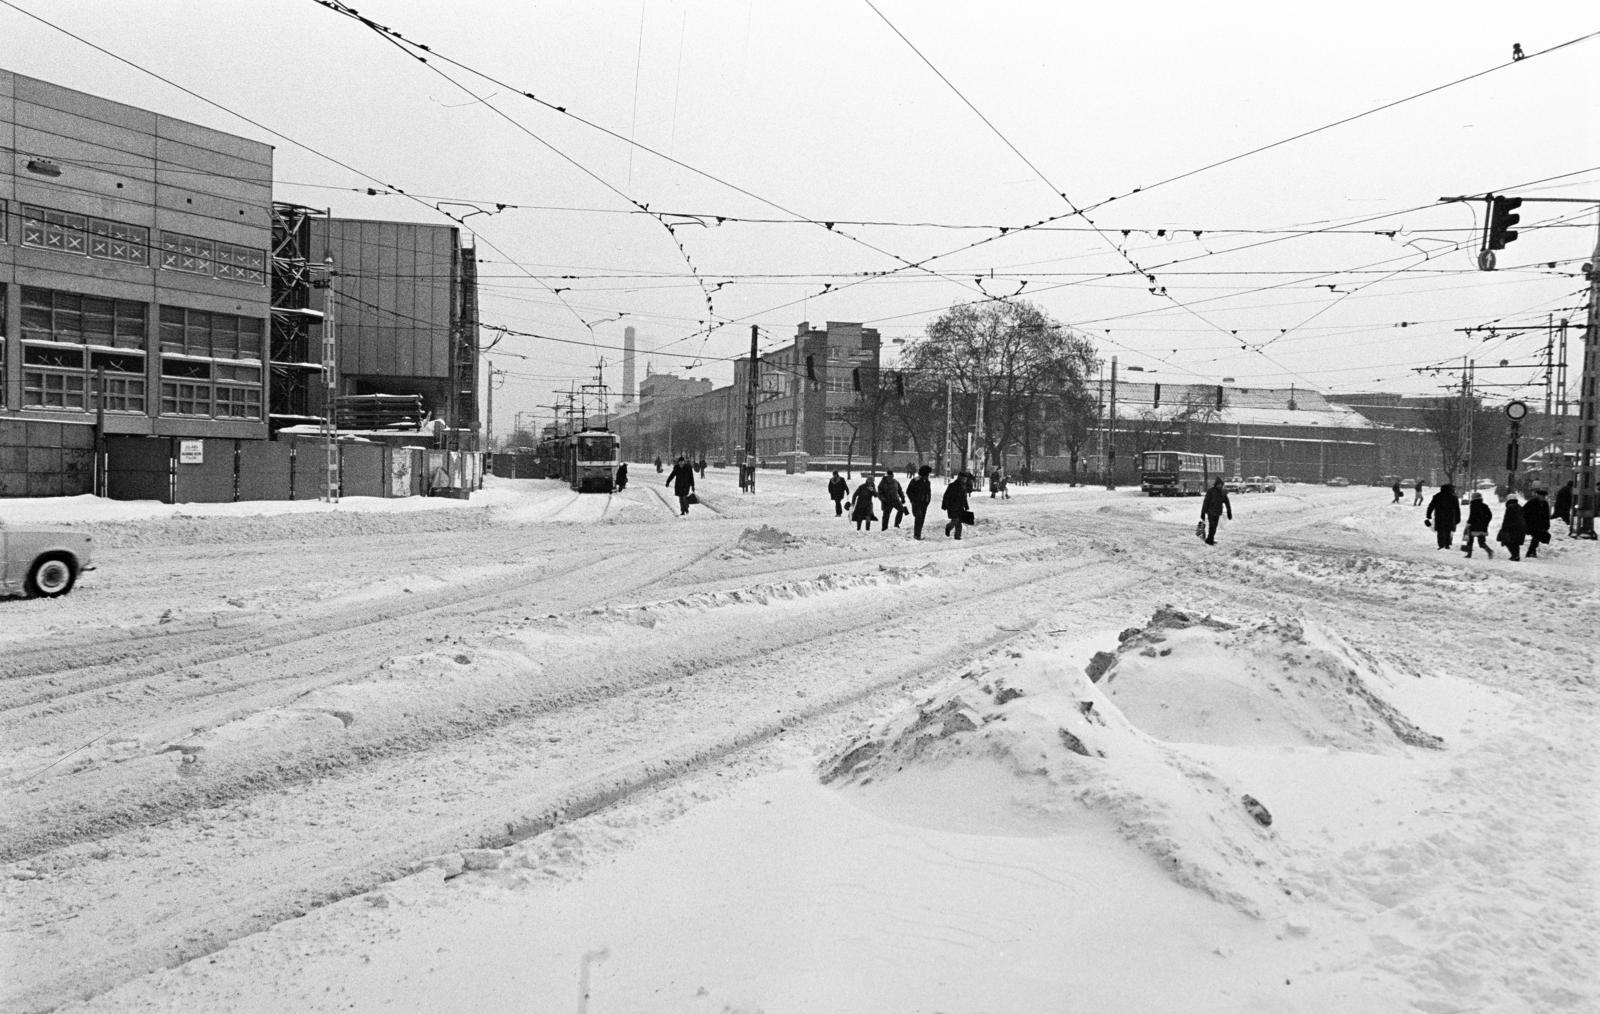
left=0, top=540, right=1127, bottom=862
left=0, top=542, right=1154, bottom=1013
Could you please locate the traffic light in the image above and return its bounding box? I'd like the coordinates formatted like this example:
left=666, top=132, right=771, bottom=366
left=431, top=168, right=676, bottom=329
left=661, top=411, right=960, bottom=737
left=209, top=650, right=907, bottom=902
left=895, top=372, right=905, bottom=398
left=1488, top=196, right=1522, bottom=251
left=805, top=355, right=816, bottom=381
left=852, top=367, right=861, bottom=392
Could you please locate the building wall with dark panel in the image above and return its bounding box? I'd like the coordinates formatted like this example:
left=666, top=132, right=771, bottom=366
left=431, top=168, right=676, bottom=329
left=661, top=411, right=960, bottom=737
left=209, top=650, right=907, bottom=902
left=306, top=217, right=463, bottom=421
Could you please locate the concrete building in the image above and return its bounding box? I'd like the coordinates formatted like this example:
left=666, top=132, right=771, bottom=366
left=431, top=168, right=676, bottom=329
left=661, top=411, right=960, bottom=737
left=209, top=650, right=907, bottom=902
left=305, top=216, right=478, bottom=446
left=2, top=70, right=273, bottom=496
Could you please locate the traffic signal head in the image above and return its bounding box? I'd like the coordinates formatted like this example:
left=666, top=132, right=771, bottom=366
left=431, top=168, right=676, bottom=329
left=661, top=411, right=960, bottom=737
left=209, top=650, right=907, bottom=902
left=805, top=355, right=816, bottom=381
left=1488, top=196, right=1522, bottom=250
left=852, top=367, right=861, bottom=392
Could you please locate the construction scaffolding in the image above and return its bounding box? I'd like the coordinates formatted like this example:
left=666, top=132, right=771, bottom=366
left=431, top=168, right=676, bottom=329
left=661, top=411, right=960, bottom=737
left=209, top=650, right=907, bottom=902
left=268, top=203, right=324, bottom=433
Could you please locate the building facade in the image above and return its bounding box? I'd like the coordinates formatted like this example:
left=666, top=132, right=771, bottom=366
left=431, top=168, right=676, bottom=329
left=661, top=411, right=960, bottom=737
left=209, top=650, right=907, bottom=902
left=2, top=70, right=273, bottom=496
left=306, top=216, right=478, bottom=446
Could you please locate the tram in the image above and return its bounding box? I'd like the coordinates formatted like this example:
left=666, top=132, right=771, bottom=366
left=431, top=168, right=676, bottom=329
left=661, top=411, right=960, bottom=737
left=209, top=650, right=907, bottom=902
left=537, top=428, right=620, bottom=492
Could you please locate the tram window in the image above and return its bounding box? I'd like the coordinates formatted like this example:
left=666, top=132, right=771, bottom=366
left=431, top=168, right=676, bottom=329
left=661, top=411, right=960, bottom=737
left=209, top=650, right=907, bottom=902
left=576, top=436, right=616, bottom=461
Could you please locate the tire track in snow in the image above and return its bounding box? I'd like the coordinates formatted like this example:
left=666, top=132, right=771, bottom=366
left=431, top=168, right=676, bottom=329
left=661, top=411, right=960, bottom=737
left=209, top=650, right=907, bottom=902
left=0, top=552, right=1151, bottom=1013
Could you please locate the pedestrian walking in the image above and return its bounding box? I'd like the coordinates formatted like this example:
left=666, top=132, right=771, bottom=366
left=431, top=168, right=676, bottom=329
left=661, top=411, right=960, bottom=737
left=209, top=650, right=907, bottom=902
left=827, top=470, right=849, bottom=517
left=989, top=468, right=1002, bottom=499
left=1463, top=492, right=1493, bottom=558
left=1496, top=494, right=1527, bottom=561
left=653, top=456, right=663, bottom=474
left=1552, top=480, right=1574, bottom=525
left=1523, top=487, right=1551, bottom=558
left=1200, top=476, right=1232, bottom=545
left=1391, top=479, right=1403, bottom=504
left=907, top=464, right=933, bottom=539
left=665, top=454, right=696, bottom=515
left=877, top=469, right=907, bottom=530
left=851, top=475, right=879, bottom=531
left=1413, top=479, right=1425, bottom=506
left=1424, top=483, right=1460, bottom=550
left=942, top=471, right=972, bottom=540
left=615, top=461, right=628, bottom=491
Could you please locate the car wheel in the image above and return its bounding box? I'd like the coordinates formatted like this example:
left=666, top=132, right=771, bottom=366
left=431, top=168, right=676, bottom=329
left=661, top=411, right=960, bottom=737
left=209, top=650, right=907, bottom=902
left=27, top=554, right=77, bottom=598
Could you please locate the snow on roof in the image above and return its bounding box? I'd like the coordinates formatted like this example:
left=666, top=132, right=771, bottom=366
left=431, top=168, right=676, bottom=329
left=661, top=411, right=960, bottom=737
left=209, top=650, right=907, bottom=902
left=1115, top=381, right=1374, bottom=429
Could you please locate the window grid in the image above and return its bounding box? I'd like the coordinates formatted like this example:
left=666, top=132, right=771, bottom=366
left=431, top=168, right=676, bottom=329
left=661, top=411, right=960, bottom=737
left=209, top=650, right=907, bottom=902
left=23, top=369, right=88, bottom=410
left=160, top=231, right=264, bottom=284
left=21, top=287, right=147, bottom=348
left=22, top=206, right=148, bottom=265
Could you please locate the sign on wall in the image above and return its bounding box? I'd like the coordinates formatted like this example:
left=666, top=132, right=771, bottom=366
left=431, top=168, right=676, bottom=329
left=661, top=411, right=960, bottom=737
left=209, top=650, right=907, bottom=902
left=179, top=440, right=204, bottom=465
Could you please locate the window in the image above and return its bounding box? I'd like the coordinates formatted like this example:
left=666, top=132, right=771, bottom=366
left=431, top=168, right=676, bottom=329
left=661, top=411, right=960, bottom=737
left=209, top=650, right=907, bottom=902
left=160, top=231, right=264, bottom=284
left=160, top=306, right=264, bottom=360
left=21, top=287, right=146, bottom=347
left=160, top=380, right=209, bottom=416
left=22, top=205, right=148, bottom=265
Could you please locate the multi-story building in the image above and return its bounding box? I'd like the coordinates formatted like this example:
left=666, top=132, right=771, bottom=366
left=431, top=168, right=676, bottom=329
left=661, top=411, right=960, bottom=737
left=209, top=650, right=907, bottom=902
left=301, top=216, right=479, bottom=445
left=1, top=70, right=273, bottom=496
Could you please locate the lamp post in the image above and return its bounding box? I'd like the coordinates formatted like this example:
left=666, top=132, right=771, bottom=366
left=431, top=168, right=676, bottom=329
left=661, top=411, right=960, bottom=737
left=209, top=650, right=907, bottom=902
left=310, top=248, right=339, bottom=503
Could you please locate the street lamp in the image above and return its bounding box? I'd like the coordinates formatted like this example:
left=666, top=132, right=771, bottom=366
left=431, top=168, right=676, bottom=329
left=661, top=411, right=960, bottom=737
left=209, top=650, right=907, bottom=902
left=311, top=248, right=339, bottom=503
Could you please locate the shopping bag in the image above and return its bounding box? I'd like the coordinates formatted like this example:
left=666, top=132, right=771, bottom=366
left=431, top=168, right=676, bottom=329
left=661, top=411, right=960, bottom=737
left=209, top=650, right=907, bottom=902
left=962, top=510, right=976, bottom=526
left=686, top=492, right=699, bottom=505
left=1195, top=520, right=1206, bottom=539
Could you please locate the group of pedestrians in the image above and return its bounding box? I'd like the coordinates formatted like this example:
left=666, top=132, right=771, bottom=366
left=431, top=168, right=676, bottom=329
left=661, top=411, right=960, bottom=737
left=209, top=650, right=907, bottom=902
left=1425, top=483, right=1560, bottom=560
left=828, top=466, right=974, bottom=539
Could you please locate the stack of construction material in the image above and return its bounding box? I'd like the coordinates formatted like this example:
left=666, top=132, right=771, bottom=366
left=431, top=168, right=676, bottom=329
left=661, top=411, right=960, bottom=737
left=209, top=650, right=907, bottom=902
left=336, top=393, right=425, bottom=430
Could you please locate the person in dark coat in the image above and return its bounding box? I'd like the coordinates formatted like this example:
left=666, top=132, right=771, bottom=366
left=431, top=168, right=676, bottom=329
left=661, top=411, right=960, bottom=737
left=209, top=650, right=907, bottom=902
left=665, top=455, right=695, bottom=515
left=942, top=472, right=971, bottom=540
left=1391, top=479, right=1403, bottom=504
left=906, top=465, right=933, bottom=540
left=654, top=456, right=663, bottom=473
left=850, top=476, right=878, bottom=531
left=1463, top=492, right=1493, bottom=558
left=1496, top=494, right=1527, bottom=561
left=1523, top=487, right=1551, bottom=558
left=827, top=470, right=849, bottom=517
left=1552, top=480, right=1574, bottom=524
left=615, top=461, right=628, bottom=491
left=1425, top=483, right=1460, bottom=550
left=990, top=468, right=1002, bottom=499
left=877, top=470, right=906, bottom=530
left=1412, top=479, right=1425, bottom=506
left=1200, top=476, right=1232, bottom=545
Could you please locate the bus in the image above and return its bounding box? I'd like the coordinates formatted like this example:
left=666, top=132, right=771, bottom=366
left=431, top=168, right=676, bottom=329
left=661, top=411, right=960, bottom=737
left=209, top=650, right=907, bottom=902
left=1140, top=450, right=1224, bottom=496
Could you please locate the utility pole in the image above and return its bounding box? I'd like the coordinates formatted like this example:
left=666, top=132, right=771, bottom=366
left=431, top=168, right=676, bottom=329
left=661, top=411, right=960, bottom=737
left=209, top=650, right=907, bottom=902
left=1105, top=355, right=1117, bottom=490
left=1574, top=218, right=1600, bottom=537
left=485, top=359, right=496, bottom=452
left=941, top=378, right=952, bottom=476
left=1096, top=367, right=1106, bottom=487
left=745, top=324, right=759, bottom=494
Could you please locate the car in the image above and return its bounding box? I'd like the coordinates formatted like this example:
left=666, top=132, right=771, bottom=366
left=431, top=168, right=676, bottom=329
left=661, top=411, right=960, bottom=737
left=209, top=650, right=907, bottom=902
left=1373, top=474, right=1401, bottom=488
left=0, top=524, right=94, bottom=598
left=1244, top=475, right=1268, bottom=493
left=1326, top=476, right=1350, bottom=487
left=1263, top=475, right=1282, bottom=492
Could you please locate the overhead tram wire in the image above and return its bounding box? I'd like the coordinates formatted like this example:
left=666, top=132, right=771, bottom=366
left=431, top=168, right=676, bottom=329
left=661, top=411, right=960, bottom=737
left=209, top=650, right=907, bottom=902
left=306, top=0, right=1002, bottom=359
left=0, top=0, right=614, bottom=350
left=1073, top=30, right=1600, bottom=217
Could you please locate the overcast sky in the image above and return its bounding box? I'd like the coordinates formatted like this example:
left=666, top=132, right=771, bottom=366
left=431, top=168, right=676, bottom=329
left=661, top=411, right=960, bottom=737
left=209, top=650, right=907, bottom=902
left=4, top=0, right=1596, bottom=435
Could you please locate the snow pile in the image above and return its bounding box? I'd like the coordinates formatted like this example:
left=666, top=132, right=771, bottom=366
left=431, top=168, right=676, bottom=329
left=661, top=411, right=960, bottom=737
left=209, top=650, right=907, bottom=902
left=822, top=606, right=1445, bottom=918
left=1096, top=606, right=1444, bottom=752
left=722, top=524, right=801, bottom=557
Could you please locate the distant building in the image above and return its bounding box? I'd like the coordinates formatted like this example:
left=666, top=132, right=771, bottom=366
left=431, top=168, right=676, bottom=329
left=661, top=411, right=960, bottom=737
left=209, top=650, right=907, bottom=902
left=1, top=70, right=273, bottom=496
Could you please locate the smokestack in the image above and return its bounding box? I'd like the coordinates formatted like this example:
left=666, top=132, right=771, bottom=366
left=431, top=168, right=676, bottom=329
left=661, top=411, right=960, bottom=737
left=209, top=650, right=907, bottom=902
left=623, top=326, right=637, bottom=404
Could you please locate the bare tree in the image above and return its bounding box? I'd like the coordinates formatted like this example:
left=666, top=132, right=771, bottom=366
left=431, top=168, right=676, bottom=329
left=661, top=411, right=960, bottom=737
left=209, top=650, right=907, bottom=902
left=901, top=300, right=1098, bottom=472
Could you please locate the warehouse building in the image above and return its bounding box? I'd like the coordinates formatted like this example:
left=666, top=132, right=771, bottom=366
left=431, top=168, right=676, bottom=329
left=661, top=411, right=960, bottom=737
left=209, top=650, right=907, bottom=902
left=1, top=69, right=273, bottom=496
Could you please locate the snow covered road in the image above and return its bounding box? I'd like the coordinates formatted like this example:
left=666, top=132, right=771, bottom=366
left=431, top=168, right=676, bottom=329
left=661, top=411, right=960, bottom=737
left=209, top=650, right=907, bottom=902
left=1, top=473, right=1595, bottom=1012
